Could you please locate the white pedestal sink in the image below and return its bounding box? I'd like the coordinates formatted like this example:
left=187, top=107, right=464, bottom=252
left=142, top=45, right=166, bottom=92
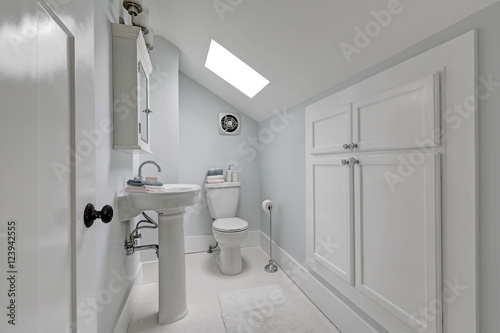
left=117, top=184, right=201, bottom=324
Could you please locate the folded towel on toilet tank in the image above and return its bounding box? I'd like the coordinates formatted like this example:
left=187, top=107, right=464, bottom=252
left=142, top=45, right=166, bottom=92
left=206, top=179, right=225, bottom=184
left=206, top=175, right=224, bottom=180
left=206, top=168, right=224, bottom=176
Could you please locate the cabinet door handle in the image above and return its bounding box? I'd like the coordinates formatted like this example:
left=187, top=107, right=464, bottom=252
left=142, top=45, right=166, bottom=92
left=349, top=157, right=359, bottom=165
left=343, top=144, right=350, bottom=150
left=349, top=143, right=358, bottom=150
left=143, top=108, right=153, bottom=114
left=341, top=159, right=350, bottom=166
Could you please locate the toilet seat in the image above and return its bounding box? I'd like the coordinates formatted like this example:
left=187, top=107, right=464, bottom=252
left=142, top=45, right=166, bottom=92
left=212, top=217, right=248, bottom=233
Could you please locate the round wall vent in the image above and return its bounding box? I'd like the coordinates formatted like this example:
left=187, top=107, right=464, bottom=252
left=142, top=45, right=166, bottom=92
left=218, top=113, right=241, bottom=135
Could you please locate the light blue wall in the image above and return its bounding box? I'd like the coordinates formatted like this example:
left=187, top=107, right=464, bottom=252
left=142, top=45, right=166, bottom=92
left=94, top=1, right=139, bottom=333
left=258, top=109, right=305, bottom=262
left=259, top=2, right=500, bottom=332
left=179, top=73, right=261, bottom=237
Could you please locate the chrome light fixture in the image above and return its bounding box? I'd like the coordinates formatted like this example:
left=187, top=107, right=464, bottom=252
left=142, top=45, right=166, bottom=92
left=122, top=0, right=154, bottom=51
left=123, top=0, right=142, bottom=16
left=123, top=0, right=143, bottom=16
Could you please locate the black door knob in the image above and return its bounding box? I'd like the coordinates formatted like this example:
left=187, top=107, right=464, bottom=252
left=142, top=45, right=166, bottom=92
left=84, top=203, right=114, bottom=228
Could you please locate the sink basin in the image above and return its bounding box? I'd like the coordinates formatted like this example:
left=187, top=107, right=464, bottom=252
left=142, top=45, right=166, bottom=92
left=117, top=184, right=201, bottom=221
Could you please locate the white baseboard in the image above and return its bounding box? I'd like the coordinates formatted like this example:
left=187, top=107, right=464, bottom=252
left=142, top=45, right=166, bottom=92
left=259, top=231, right=378, bottom=333
left=140, top=230, right=261, bottom=284
left=185, top=229, right=260, bottom=253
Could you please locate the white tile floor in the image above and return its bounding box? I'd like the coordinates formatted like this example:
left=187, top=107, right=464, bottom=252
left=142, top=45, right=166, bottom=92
left=126, top=246, right=341, bottom=333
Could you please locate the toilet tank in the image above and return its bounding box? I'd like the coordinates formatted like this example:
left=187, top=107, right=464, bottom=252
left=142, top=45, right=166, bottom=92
left=205, top=182, right=241, bottom=219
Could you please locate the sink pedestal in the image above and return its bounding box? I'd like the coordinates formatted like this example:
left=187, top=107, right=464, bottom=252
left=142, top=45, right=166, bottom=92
left=116, top=184, right=201, bottom=325
left=158, top=211, right=187, bottom=324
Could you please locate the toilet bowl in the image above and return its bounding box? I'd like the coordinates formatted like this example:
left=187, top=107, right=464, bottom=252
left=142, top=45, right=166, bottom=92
left=212, top=217, right=248, bottom=275
left=205, top=182, right=249, bottom=275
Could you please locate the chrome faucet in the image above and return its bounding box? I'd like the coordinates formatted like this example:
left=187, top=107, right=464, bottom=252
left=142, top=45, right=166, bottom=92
left=135, top=160, right=162, bottom=181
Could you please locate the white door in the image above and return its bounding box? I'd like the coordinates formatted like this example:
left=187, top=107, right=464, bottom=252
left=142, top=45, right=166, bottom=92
left=307, top=157, right=354, bottom=285
left=308, top=104, right=352, bottom=155
left=352, top=73, right=441, bottom=152
left=0, top=1, right=97, bottom=332
left=354, top=153, right=441, bottom=333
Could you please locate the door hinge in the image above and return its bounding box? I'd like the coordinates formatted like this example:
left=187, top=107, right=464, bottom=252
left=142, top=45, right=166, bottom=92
left=139, top=123, right=141, bottom=134
left=138, top=62, right=141, bottom=73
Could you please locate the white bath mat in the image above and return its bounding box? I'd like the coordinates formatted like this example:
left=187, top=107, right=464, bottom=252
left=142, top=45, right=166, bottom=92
left=219, top=284, right=335, bottom=333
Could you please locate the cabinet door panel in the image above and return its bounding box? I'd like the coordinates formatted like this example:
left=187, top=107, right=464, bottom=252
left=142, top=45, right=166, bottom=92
left=307, top=157, right=354, bottom=285
left=310, top=104, right=351, bottom=155
left=353, top=73, right=440, bottom=151
left=355, top=153, right=441, bottom=333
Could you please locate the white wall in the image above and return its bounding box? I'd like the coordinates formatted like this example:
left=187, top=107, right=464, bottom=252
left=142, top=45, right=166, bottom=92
left=179, top=73, right=261, bottom=237
left=138, top=36, right=181, bottom=262
left=259, top=2, right=500, bottom=332
left=94, top=1, right=140, bottom=333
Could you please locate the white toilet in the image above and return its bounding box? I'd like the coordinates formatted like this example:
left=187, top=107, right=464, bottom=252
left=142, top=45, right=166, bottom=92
left=205, top=182, right=248, bottom=275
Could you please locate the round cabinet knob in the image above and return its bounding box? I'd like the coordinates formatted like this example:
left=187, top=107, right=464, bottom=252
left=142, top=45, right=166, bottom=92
left=84, top=203, right=114, bottom=228
left=349, top=157, right=360, bottom=165
left=349, top=143, right=358, bottom=150
left=343, top=144, right=350, bottom=150
left=341, top=159, right=350, bottom=166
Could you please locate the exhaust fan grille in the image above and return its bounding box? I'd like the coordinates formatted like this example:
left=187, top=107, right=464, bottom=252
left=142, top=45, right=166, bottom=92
left=219, top=113, right=241, bottom=135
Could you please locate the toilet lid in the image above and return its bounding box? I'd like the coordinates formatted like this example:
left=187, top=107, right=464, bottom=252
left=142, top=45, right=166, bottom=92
left=212, top=218, right=248, bottom=233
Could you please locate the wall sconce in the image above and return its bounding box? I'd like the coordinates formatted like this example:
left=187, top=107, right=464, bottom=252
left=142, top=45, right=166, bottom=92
left=122, top=0, right=154, bottom=52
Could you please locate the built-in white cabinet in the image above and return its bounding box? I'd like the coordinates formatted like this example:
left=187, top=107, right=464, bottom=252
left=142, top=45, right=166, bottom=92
left=112, top=23, right=153, bottom=153
left=306, top=72, right=443, bottom=333
left=309, top=74, right=440, bottom=155
left=311, top=156, right=354, bottom=285
left=354, top=153, right=441, bottom=331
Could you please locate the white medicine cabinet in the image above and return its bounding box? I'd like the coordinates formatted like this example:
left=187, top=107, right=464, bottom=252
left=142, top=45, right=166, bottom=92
left=112, top=23, right=153, bottom=154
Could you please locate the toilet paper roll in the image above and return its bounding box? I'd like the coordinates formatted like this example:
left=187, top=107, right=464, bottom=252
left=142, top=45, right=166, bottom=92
left=262, top=200, right=275, bottom=213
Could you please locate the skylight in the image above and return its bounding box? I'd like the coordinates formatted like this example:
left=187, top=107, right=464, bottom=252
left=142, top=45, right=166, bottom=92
left=205, top=39, right=270, bottom=98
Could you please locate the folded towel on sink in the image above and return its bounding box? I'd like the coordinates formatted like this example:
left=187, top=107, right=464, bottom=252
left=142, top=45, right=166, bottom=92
left=127, top=179, right=164, bottom=187
left=125, top=185, right=167, bottom=193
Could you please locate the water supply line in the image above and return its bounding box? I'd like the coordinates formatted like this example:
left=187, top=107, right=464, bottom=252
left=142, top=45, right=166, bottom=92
left=262, top=200, right=278, bottom=273
left=124, top=212, right=159, bottom=258
left=207, top=242, right=218, bottom=253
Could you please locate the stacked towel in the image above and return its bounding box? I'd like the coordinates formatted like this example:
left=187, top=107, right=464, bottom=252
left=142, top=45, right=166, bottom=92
left=206, top=175, right=224, bottom=184
left=127, top=179, right=164, bottom=187
left=125, top=186, right=168, bottom=193
left=125, top=179, right=167, bottom=193
left=206, top=168, right=224, bottom=176
left=206, top=168, right=224, bottom=184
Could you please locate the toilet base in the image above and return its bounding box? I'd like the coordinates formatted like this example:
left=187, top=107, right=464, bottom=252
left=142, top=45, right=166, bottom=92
left=217, top=246, right=242, bottom=275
